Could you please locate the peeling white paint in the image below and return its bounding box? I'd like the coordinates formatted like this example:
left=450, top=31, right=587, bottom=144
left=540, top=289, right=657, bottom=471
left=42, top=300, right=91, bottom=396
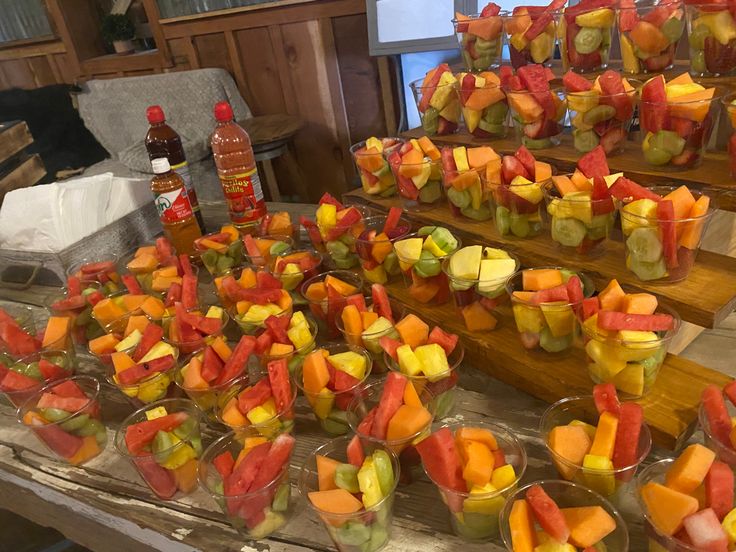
left=171, top=528, right=192, bottom=541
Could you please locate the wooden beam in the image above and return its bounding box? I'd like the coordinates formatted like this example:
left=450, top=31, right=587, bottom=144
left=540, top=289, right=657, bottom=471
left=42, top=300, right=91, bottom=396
left=139, top=0, right=173, bottom=64
left=223, top=30, right=253, bottom=107
left=377, top=56, right=397, bottom=136
left=0, top=40, right=66, bottom=62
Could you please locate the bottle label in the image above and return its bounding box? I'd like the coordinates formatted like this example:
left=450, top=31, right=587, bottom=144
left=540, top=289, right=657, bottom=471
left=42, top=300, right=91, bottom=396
left=170, top=161, right=201, bottom=210
left=219, top=167, right=267, bottom=225
left=154, top=187, right=194, bottom=223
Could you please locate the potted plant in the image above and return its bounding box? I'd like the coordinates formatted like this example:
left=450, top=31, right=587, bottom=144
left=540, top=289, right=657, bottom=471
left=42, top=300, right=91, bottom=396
left=101, top=14, right=135, bottom=55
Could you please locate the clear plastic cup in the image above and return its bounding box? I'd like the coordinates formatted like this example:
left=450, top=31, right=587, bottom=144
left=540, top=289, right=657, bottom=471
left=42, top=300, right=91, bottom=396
left=255, top=211, right=298, bottom=243
left=66, top=255, right=121, bottom=295
left=388, top=156, right=444, bottom=211
left=305, top=204, right=371, bottom=270
left=0, top=304, right=37, bottom=360
left=194, top=230, right=244, bottom=276
left=409, top=77, right=461, bottom=136
left=506, top=87, right=566, bottom=149
left=455, top=76, right=508, bottom=138
left=106, top=346, right=180, bottom=407
left=161, top=308, right=229, bottom=355
left=1, top=349, right=74, bottom=408
left=443, top=165, right=493, bottom=222
left=500, top=480, right=630, bottom=550
left=504, top=8, right=560, bottom=69
left=350, top=138, right=404, bottom=197
left=115, top=398, right=202, bottom=500
left=540, top=396, right=652, bottom=500
left=257, top=317, right=318, bottom=375
left=686, top=3, right=736, bottom=77
left=18, top=375, right=106, bottom=465
left=723, top=93, right=736, bottom=178
left=244, top=235, right=295, bottom=270
left=300, top=270, right=365, bottom=340
left=231, top=295, right=293, bottom=337
left=559, top=5, right=617, bottom=73
left=295, top=343, right=373, bottom=436
left=425, top=422, right=527, bottom=541
left=299, top=436, right=400, bottom=552
left=271, top=249, right=323, bottom=307
left=383, top=341, right=464, bottom=420
left=46, top=284, right=104, bottom=346
left=354, top=216, right=410, bottom=286
left=618, top=0, right=684, bottom=74
left=580, top=304, right=680, bottom=398
left=542, top=178, right=617, bottom=258
left=40, top=315, right=75, bottom=357
left=488, top=178, right=546, bottom=239
left=698, top=392, right=736, bottom=468
left=199, top=428, right=294, bottom=538
left=619, top=186, right=717, bottom=282
left=453, top=13, right=504, bottom=72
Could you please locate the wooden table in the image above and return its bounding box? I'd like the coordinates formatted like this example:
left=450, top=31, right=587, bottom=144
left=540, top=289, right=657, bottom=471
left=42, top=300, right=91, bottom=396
left=0, top=201, right=734, bottom=552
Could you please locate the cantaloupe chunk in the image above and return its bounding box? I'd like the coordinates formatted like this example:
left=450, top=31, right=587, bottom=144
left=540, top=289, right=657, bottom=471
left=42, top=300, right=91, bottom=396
left=508, top=499, right=537, bottom=552
left=456, top=427, right=499, bottom=451
left=395, top=314, right=429, bottom=348
left=467, top=146, right=498, bottom=169
left=182, top=357, right=208, bottom=390
left=403, top=382, right=422, bottom=408
left=598, top=279, right=625, bottom=311
left=92, top=299, right=126, bottom=327
left=89, top=333, right=121, bottom=355
left=360, top=311, right=379, bottom=329
left=303, top=350, right=331, bottom=394
left=341, top=305, right=363, bottom=344
left=68, top=435, right=101, bottom=465
left=465, top=86, right=505, bottom=111
left=417, top=136, right=441, bottom=161
left=238, top=267, right=257, bottom=288
left=324, top=275, right=357, bottom=296
left=125, top=315, right=150, bottom=338
left=127, top=253, right=158, bottom=273
left=622, top=293, right=658, bottom=315
left=42, top=316, right=71, bottom=349
left=571, top=169, right=593, bottom=192
left=548, top=425, right=592, bottom=480
left=589, top=411, right=619, bottom=460
left=665, top=444, right=716, bottom=494
left=305, top=282, right=328, bottom=302
left=552, top=175, right=578, bottom=197
left=308, top=488, right=364, bottom=514
left=522, top=268, right=563, bottom=291
left=172, top=457, right=199, bottom=493
left=461, top=440, right=495, bottom=487
left=269, top=342, right=294, bottom=357
left=221, top=397, right=248, bottom=427
left=640, top=482, right=699, bottom=536
left=111, top=351, right=136, bottom=374
left=507, top=91, right=544, bottom=123
left=534, top=161, right=552, bottom=183
left=679, top=195, right=711, bottom=250
left=561, top=506, right=617, bottom=548
left=140, top=296, right=165, bottom=320
left=668, top=87, right=716, bottom=122
left=316, top=454, right=340, bottom=491
left=386, top=404, right=431, bottom=441
left=663, top=185, right=696, bottom=221
left=461, top=302, right=497, bottom=332
left=211, top=336, right=232, bottom=362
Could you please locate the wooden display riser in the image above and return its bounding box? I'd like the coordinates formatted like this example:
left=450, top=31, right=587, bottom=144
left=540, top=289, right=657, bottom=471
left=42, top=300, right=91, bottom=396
left=401, top=129, right=736, bottom=212
left=346, top=190, right=736, bottom=329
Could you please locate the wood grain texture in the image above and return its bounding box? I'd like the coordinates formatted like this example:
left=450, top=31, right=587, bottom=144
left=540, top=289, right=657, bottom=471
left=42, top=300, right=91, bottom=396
left=0, top=155, right=46, bottom=204
left=346, top=190, right=736, bottom=329
left=0, top=121, right=33, bottom=164
left=234, top=27, right=286, bottom=115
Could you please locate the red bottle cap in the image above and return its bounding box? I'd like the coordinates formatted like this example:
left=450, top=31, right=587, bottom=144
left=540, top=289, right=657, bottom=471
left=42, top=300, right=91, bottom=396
left=214, top=101, right=233, bottom=122
left=146, top=105, right=165, bottom=124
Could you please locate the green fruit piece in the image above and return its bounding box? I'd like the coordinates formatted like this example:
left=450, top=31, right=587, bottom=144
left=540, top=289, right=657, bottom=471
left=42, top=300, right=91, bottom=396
left=495, top=206, right=511, bottom=235
left=691, top=50, right=707, bottom=74
left=96, top=429, right=108, bottom=446
left=418, top=180, right=442, bottom=204
left=421, top=107, right=439, bottom=134
left=689, top=24, right=711, bottom=51
left=433, top=388, right=457, bottom=419
left=587, top=213, right=614, bottom=240
left=573, top=129, right=600, bottom=153
left=475, top=36, right=494, bottom=51
left=629, top=254, right=667, bottom=281
left=326, top=240, right=350, bottom=260
left=473, top=55, right=493, bottom=70
left=60, top=414, right=90, bottom=433
left=414, top=250, right=442, bottom=278
left=574, top=27, right=603, bottom=54
left=429, top=227, right=458, bottom=252
left=461, top=50, right=474, bottom=72
left=417, top=226, right=436, bottom=236
left=447, top=187, right=471, bottom=209
left=539, top=326, right=573, bottom=353
left=173, top=417, right=202, bottom=455
left=382, top=251, right=400, bottom=275
left=272, top=483, right=290, bottom=512
left=626, top=227, right=663, bottom=263
left=643, top=145, right=672, bottom=166
left=379, top=184, right=397, bottom=198
left=39, top=408, right=72, bottom=423
left=333, top=256, right=358, bottom=269
left=601, top=27, right=612, bottom=47
left=650, top=130, right=685, bottom=157
left=75, top=309, right=91, bottom=327
left=509, top=213, right=531, bottom=238
left=457, top=511, right=498, bottom=540
left=634, top=45, right=653, bottom=60
left=73, top=418, right=103, bottom=437
left=484, top=101, right=508, bottom=123
left=583, top=105, right=616, bottom=125
left=552, top=216, right=587, bottom=247
left=478, top=120, right=505, bottom=135
left=372, top=450, right=394, bottom=496
left=522, top=136, right=553, bottom=149
left=662, top=17, right=684, bottom=43
left=216, top=255, right=234, bottom=274
left=152, top=430, right=176, bottom=463
left=19, top=361, right=42, bottom=380
left=249, top=510, right=286, bottom=539
left=461, top=205, right=492, bottom=221
left=269, top=241, right=290, bottom=256
left=339, top=232, right=356, bottom=247
left=336, top=521, right=372, bottom=547
left=335, top=463, right=361, bottom=493
left=364, top=522, right=390, bottom=552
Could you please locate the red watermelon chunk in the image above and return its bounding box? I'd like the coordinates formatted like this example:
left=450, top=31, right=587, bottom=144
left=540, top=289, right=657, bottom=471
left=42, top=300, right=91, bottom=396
left=526, top=484, right=571, bottom=544
left=318, top=192, right=344, bottom=210
left=347, top=435, right=366, bottom=467
left=256, top=271, right=282, bottom=290
left=181, top=274, right=198, bottom=310
left=133, top=455, right=177, bottom=499
left=155, top=237, right=175, bottom=262
left=213, top=451, right=235, bottom=478
left=37, top=393, right=89, bottom=413
left=124, top=412, right=188, bottom=454
left=562, top=70, right=593, bottom=92
left=238, top=378, right=272, bottom=414
left=370, top=372, right=407, bottom=440
left=117, top=355, right=176, bottom=385
left=265, top=315, right=290, bottom=344
left=593, top=383, right=621, bottom=415
left=0, top=369, right=40, bottom=391
left=379, top=336, right=402, bottom=361
left=218, top=335, right=255, bottom=385
left=224, top=442, right=271, bottom=515
left=51, top=295, right=86, bottom=312
left=201, top=346, right=224, bottom=382
left=346, top=294, right=367, bottom=312
left=657, top=199, right=679, bottom=269
left=427, top=327, right=459, bottom=356
left=702, top=385, right=732, bottom=447
left=51, top=379, right=86, bottom=398
left=249, top=433, right=295, bottom=491
left=164, top=282, right=182, bottom=307
left=612, top=402, right=643, bottom=473
left=640, top=76, right=668, bottom=133
left=357, top=407, right=376, bottom=436
left=179, top=254, right=194, bottom=277
left=383, top=207, right=403, bottom=236
left=415, top=427, right=466, bottom=495
left=514, top=145, right=537, bottom=178
left=598, top=70, right=632, bottom=121
left=577, top=146, right=609, bottom=178
left=608, top=177, right=662, bottom=203
left=66, top=276, right=82, bottom=296
left=29, top=417, right=83, bottom=459
left=582, top=297, right=600, bottom=320
left=254, top=332, right=273, bottom=355
left=683, top=508, right=729, bottom=551
left=597, top=311, right=674, bottom=332
left=371, top=284, right=393, bottom=323
left=132, top=324, right=164, bottom=362
left=122, top=274, right=143, bottom=295
left=591, top=176, right=615, bottom=215
left=705, top=460, right=734, bottom=521
left=0, top=322, right=39, bottom=356
left=327, top=285, right=347, bottom=336
left=724, top=380, right=736, bottom=407
left=531, top=284, right=569, bottom=305
left=267, top=358, right=292, bottom=412
left=38, top=359, right=68, bottom=381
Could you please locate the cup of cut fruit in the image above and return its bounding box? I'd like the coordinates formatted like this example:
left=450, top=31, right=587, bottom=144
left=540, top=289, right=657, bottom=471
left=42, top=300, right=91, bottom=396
left=699, top=382, right=736, bottom=468
left=46, top=284, right=105, bottom=346
left=685, top=2, right=736, bottom=77
left=350, top=137, right=404, bottom=197
left=579, top=279, right=680, bottom=397
left=242, top=233, right=293, bottom=270
left=18, top=375, right=106, bottom=466
left=87, top=300, right=160, bottom=367
left=296, top=344, right=372, bottom=435
left=386, top=137, right=444, bottom=210
left=200, top=429, right=295, bottom=538
left=67, top=256, right=121, bottom=296
left=354, top=211, right=410, bottom=285
left=454, top=3, right=504, bottom=72
left=255, top=211, right=296, bottom=241
left=194, top=225, right=244, bottom=276
left=254, top=311, right=317, bottom=374
left=409, top=64, right=460, bottom=136
left=301, top=270, right=365, bottom=340
left=417, top=423, right=526, bottom=541
left=160, top=303, right=229, bottom=356
left=299, top=436, right=399, bottom=552
left=441, top=145, right=497, bottom=222
left=541, top=384, right=652, bottom=502
left=618, top=0, right=684, bottom=74
left=123, top=237, right=179, bottom=293
left=270, top=249, right=323, bottom=307
left=443, top=245, right=519, bottom=333
left=637, top=443, right=734, bottom=551
left=559, top=0, right=617, bottom=73
left=456, top=71, right=508, bottom=138
left=504, top=2, right=562, bottom=69
left=500, top=480, right=629, bottom=550
left=0, top=349, right=74, bottom=408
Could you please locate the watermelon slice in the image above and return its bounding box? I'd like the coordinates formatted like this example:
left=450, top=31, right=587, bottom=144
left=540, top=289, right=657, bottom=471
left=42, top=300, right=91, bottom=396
left=514, top=145, right=537, bottom=178
left=596, top=311, right=674, bottom=332
left=415, top=427, right=466, bottom=496
left=249, top=433, right=295, bottom=491
left=121, top=274, right=143, bottom=295
left=0, top=369, right=39, bottom=391
left=371, top=284, right=393, bottom=323
left=238, top=378, right=272, bottom=413
left=383, top=207, right=403, bottom=236
left=117, top=355, right=176, bottom=385
left=124, top=412, right=188, bottom=454
left=265, top=315, right=290, bottom=344
left=347, top=435, right=365, bottom=467
left=267, top=358, right=292, bottom=412
left=724, top=381, right=736, bottom=407
left=657, top=200, right=679, bottom=270
left=181, top=274, right=198, bottom=310
left=562, top=70, right=593, bottom=92
left=612, top=402, right=644, bottom=473
left=326, top=285, right=347, bottom=337
left=164, top=283, right=182, bottom=308
left=608, top=177, right=662, bottom=203
left=179, top=254, right=194, bottom=277
left=598, top=70, right=632, bottom=121
left=37, top=393, right=89, bottom=412
left=582, top=297, right=600, bottom=320
left=370, top=372, right=407, bottom=440
left=379, top=335, right=402, bottom=361
left=346, top=294, right=368, bottom=313
left=702, top=385, right=732, bottom=447
left=218, top=335, right=255, bottom=385
left=427, top=327, right=458, bottom=356
left=705, top=460, right=734, bottom=521
left=213, top=451, right=235, bottom=479
left=577, top=146, right=609, bottom=178
left=132, top=324, right=164, bottom=362
left=683, top=508, right=729, bottom=551
left=52, top=379, right=86, bottom=398
left=38, top=359, right=67, bottom=381
left=256, top=271, right=282, bottom=290
left=318, top=192, right=344, bottom=210
left=254, top=332, right=273, bottom=356
left=591, top=176, right=615, bottom=215
left=66, top=276, right=82, bottom=296
left=51, top=295, right=86, bottom=312
left=357, top=407, right=376, bottom=436
left=593, top=383, right=620, bottom=415
left=224, top=442, right=271, bottom=514
left=526, top=484, right=571, bottom=544
left=30, top=417, right=83, bottom=458
left=155, top=237, right=175, bottom=262
left=132, top=455, right=177, bottom=499
left=640, top=75, right=668, bottom=133
left=0, top=322, right=39, bottom=356
left=201, top=346, right=224, bottom=382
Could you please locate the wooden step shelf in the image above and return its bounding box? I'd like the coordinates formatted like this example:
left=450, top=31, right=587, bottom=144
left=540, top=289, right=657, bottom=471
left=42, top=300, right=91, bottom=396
left=346, top=190, right=736, bottom=329
left=401, top=129, right=736, bottom=212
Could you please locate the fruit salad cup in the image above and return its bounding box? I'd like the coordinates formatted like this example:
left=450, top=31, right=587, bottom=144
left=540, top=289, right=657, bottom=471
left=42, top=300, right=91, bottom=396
left=301, top=270, right=365, bottom=340
left=409, top=64, right=460, bottom=135
left=194, top=226, right=244, bottom=276
left=619, top=185, right=716, bottom=282
left=387, top=138, right=444, bottom=211
left=639, top=74, right=720, bottom=170
left=442, top=145, right=500, bottom=222
left=504, top=6, right=560, bottom=69
left=256, top=313, right=318, bottom=375
left=456, top=72, right=508, bottom=138
left=618, top=0, right=684, bottom=74
left=489, top=176, right=546, bottom=239
left=18, top=375, right=106, bottom=466
left=559, top=0, right=616, bottom=73
left=296, top=344, right=372, bottom=435
left=115, top=398, right=203, bottom=500
left=255, top=211, right=296, bottom=242
left=67, top=256, right=121, bottom=296
left=161, top=305, right=229, bottom=356
left=443, top=246, right=519, bottom=333
left=724, top=93, right=736, bottom=178
left=500, top=480, right=630, bottom=550
left=506, top=87, right=566, bottom=149
left=393, top=228, right=460, bottom=306
left=354, top=214, right=410, bottom=285
left=271, top=249, right=323, bottom=307
left=243, top=233, right=294, bottom=269
left=454, top=3, right=504, bottom=72
left=699, top=384, right=736, bottom=468
left=0, top=304, right=36, bottom=360
left=304, top=195, right=369, bottom=269
left=337, top=303, right=404, bottom=376
left=123, top=237, right=181, bottom=293
left=417, top=424, right=527, bottom=542
left=299, top=436, right=399, bottom=552
left=1, top=349, right=74, bottom=408
left=199, top=429, right=295, bottom=538
left=540, top=394, right=652, bottom=501
left=46, top=285, right=105, bottom=346
left=686, top=2, right=736, bottom=77
left=350, top=137, right=404, bottom=197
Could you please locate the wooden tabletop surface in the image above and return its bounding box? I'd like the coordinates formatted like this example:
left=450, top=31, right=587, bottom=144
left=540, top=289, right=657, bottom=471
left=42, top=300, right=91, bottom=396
left=0, top=201, right=734, bottom=552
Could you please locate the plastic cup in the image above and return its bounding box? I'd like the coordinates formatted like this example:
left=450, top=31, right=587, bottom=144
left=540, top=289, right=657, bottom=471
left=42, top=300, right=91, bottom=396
left=350, top=138, right=404, bottom=198
left=723, top=93, right=736, bottom=178
left=686, top=3, right=736, bottom=77
left=384, top=341, right=464, bottom=420
left=0, top=304, right=36, bottom=360
left=295, top=343, right=372, bottom=436
left=299, top=436, right=400, bottom=552
left=1, top=350, right=74, bottom=408
left=394, top=232, right=461, bottom=307
left=194, top=231, right=244, bottom=276
left=638, top=89, right=722, bottom=171
left=105, top=346, right=180, bottom=407
left=698, top=391, right=736, bottom=468
left=565, top=84, right=638, bottom=156
left=66, top=255, right=121, bottom=295
left=161, top=308, right=229, bottom=355
left=354, top=216, right=410, bottom=285
left=305, top=203, right=372, bottom=270
left=199, top=428, right=294, bottom=538
left=271, top=249, right=323, bottom=307
left=115, top=398, right=203, bottom=500
left=542, top=179, right=617, bottom=258
left=388, top=155, right=444, bottom=211
left=409, top=78, right=461, bottom=136
left=40, top=315, right=75, bottom=357
left=442, top=251, right=520, bottom=333
left=426, top=422, right=526, bottom=541
left=257, top=317, right=318, bottom=375
left=618, top=0, right=684, bottom=74
left=300, top=270, right=365, bottom=340
left=230, top=296, right=292, bottom=337
left=559, top=5, right=616, bottom=73
left=500, top=480, right=630, bottom=550
left=453, top=13, right=504, bottom=72
left=503, top=9, right=560, bottom=69
left=619, top=186, right=717, bottom=283
left=443, top=165, right=493, bottom=222
left=580, top=304, right=680, bottom=398
left=18, top=375, right=106, bottom=466
left=336, top=299, right=405, bottom=374
left=455, top=77, right=508, bottom=138
left=46, top=284, right=104, bottom=346
left=243, top=235, right=294, bottom=270
left=488, top=178, right=546, bottom=239
left=540, top=396, right=652, bottom=501
left=506, top=87, right=566, bottom=149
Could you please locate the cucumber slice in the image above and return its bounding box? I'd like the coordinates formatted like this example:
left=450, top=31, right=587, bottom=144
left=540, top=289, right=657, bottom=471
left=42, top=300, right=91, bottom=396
left=552, top=217, right=587, bottom=247
left=461, top=50, right=474, bottom=71
left=522, top=136, right=553, bottom=149
left=662, top=17, right=684, bottom=43
left=484, top=101, right=508, bottom=123
left=338, top=232, right=356, bottom=247
left=414, top=250, right=442, bottom=278
left=650, top=130, right=685, bottom=157
left=335, top=463, right=361, bottom=493
left=573, top=129, right=599, bottom=153
left=626, top=227, right=663, bottom=263
left=587, top=214, right=613, bottom=241
left=477, top=119, right=505, bottom=136
left=326, top=240, right=350, bottom=260
left=416, top=226, right=437, bottom=236
left=510, top=213, right=531, bottom=238
left=643, top=145, right=672, bottom=166
left=495, top=206, right=511, bottom=235
left=473, top=55, right=493, bottom=70
left=447, top=187, right=471, bottom=209
left=336, top=521, right=372, bottom=546
left=629, top=255, right=667, bottom=281
left=365, top=522, right=389, bottom=552
left=372, top=450, right=395, bottom=496
left=418, top=180, right=442, bottom=204
left=321, top=415, right=350, bottom=435
left=540, top=326, right=573, bottom=353
left=269, top=241, right=290, bottom=256
left=379, top=184, right=397, bottom=198
left=383, top=252, right=400, bottom=275
left=574, top=27, right=603, bottom=54
left=475, top=36, right=494, bottom=52
left=272, top=483, right=290, bottom=512
left=461, top=205, right=492, bottom=221
left=421, top=107, right=439, bottom=134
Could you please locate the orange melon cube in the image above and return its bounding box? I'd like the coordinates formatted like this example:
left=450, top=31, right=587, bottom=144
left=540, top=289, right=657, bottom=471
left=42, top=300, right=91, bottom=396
left=89, top=333, right=121, bottom=356
left=42, top=316, right=71, bottom=349
left=211, top=336, right=232, bottom=362
left=561, top=506, right=617, bottom=548
left=221, top=397, right=248, bottom=427
left=308, top=488, right=364, bottom=515
left=303, top=350, right=331, bottom=395
left=522, top=268, right=563, bottom=291
left=599, top=279, right=625, bottom=311
left=124, top=314, right=150, bottom=337
left=269, top=342, right=294, bottom=357
left=92, top=298, right=126, bottom=326
left=68, top=435, right=101, bottom=465
left=640, top=482, right=699, bottom=536
left=127, top=253, right=158, bottom=274
left=140, top=296, right=165, bottom=320
left=665, top=443, right=715, bottom=494
left=395, top=314, right=429, bottom=348
left=508, top=499, right=537, bottom=552
left=172, top=457, right=199, bottom=493
left=403, top=382, right=422, bottom=408
left=386, top=404, right=432, bottom=442
left=589, top=411, right=619, bottom=460
left=111, top=351, right=136, bottom=374
left=316, top=454, right=340, bottom=491
left=455, top=427, right=499, bottom=451
left=461, top=439, right=495, bottom=487
left=548, top=425, right=592, bottom=480
left=324, top=275, right=358, bottom=296
left=461, top=302, right=497, bottom=332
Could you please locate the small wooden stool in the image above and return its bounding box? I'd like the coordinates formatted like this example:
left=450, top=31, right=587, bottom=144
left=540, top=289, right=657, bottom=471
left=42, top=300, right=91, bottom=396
left=241, top=114, right=305, bottom=202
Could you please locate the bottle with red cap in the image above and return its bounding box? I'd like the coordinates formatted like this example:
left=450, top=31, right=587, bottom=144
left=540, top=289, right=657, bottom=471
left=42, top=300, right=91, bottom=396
left=145, top=105, right=205, bottom=233
left=210, top=101, right=267, bottom=231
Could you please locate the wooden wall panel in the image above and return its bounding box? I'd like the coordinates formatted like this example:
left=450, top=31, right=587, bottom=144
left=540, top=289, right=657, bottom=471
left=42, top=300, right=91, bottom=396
left=234, top=28, right=286, bottom=115
left=26, top=57, right=57, bottom=87
left=192, top=33, right=232, bottom=73
left=0, top=60, right=36, bottom=89
left=52, top=53, right=75, bottom=83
